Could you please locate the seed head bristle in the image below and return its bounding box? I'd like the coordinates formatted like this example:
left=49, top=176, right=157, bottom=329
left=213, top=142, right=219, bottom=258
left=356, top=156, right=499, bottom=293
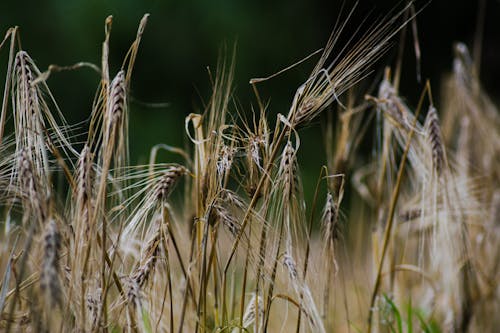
left=213, top=190, right=246, bottom=237
left=322, top=192, right=339, bottom=248
left=77, top=145, right=92, bottom=199
left=399, top=208, right=422, bottom=222
left=220, top=189, right=246, bottom=210
left=72, top=145, right=95, bottom=241
left=453, top=42, right=474, bottom=90
left=249, top=135, right=263, bottom=168
left=108, top=70, right=126, bottom=123
left=216, top=144, right=236, bottom=178
left=130, top=231, right=161, bottom=289
left=242, top=293, right=264, bottom=329
left=13, top=52, right=45, bottom=151
left=294, top=97, right=316, bottom=126
left=126, top=231, right=161, bottom=307
left=154, top=166, right=187, bottom=201
left=76, top=145, right=94, bottom=212
left=86, top=287, right=102, bottom=328
left=40, top=219, right=62, bottom=307
left=14, top=51, right=37, bottom=112
left=19, top=147, right=36, bottom=194
left=126, top=277, right=141, bottom=308
left=287, top=2, right=413, bottom=129
left=283, top=252, right=298, bottom=281
left=279, top=141, right=297, bottom=201
left=14, top=51, right=33, bottom=77
left=425, top=106, right=445, bottom=176
left=18, top=147, right=47, bottom=222
left=377, top=79, right=410, bottom=130
left=213, top=203, right=240, bottom=237
left=245, top=135, right=265, bottom=198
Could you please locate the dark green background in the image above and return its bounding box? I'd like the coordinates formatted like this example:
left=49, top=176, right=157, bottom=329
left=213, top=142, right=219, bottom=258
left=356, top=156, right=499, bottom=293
left=2, top=0, right=499, bottom=196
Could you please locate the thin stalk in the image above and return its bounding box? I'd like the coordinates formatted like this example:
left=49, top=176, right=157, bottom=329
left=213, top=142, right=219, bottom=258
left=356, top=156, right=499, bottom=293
left=5, top=222, right=36, bottom=333
left=229, top=271, right=236, bottom=321
left=212, top=232, right=220, bottom=327
left=178, top=230, right=197, bottom=333
left=253, top=208, right=269, bottom=333
left=163, top=209, right=196, bottom=306
left=161, top=206, right=174, bottom=333
left=221, top=125, right=287, bottom=324
left=195, top=208, right=211, bottom=333
left=0, top=27, right=16, bottom=145
left=78, top=166, right=96, bottom=331
left=224, top=121, right=286, bottom=270
left=340, top=253, right=351, bottom=333
left=323, top=263, right=333, bottom=324
left=367, top=81, right=431, bottom=332
left=95, top=220, right=127, bottom=332
left=238, top=221, right=252, bottom=332
left=201, top=215, right=221, bottom=326
left=262, top=214, right=285, bottom=333
left=296, top=166, right=327, bottom=333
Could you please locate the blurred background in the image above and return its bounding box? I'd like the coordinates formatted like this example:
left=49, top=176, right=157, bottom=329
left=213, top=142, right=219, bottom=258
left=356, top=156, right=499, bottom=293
left=1, top=0, right=499, bottom=196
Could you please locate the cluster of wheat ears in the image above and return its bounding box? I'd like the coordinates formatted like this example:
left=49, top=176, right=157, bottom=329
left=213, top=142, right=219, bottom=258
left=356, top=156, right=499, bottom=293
left=0, top=3, right=499, bottom=333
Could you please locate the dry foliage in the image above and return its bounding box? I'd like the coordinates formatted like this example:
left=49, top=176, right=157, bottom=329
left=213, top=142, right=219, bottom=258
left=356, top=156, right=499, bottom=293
left=0, top=4, right=499, bottom=333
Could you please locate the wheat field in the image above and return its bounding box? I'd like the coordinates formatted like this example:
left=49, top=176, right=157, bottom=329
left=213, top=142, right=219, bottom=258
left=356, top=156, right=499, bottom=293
left=0, top=3, right=499, bottom=333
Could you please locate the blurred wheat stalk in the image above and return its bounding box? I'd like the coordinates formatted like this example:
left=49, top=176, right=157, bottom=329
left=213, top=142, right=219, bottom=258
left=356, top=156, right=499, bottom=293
left=0, top=3, right=499, bottom=333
